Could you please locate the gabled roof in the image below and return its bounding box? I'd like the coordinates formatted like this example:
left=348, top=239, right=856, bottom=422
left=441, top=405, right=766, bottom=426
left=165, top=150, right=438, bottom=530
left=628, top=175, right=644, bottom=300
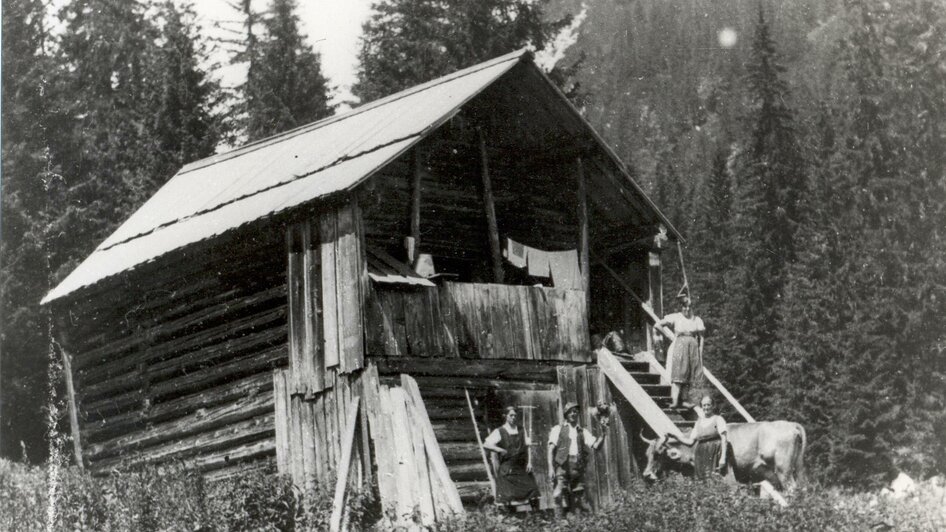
left=42, top=50, right=528, bottom=304
left=43, top=49, right=678, bottom=305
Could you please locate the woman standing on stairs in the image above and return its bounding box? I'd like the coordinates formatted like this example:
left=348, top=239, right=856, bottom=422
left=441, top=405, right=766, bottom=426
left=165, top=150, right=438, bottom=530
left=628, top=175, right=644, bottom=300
left=656, top=293, right=705, bottom=409
left=482, top=406, right=541, bottom=511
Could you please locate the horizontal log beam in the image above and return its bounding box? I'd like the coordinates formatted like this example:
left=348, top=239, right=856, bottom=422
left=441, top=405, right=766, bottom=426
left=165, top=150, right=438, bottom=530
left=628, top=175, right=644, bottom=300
left=82, top=372, right=272, bottom=443
left=85, top=388, right=274, bottom=461
left=82, top=345, right=285, bottom=420
left=76, top=285, right=286, bottom=372
left=92, top=413, right=274, bottom=471
left=373, top=357, right=570, bottom=383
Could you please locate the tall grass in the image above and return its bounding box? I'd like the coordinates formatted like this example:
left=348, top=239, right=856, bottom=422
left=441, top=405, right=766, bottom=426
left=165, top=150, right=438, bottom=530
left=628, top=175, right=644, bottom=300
left=2, top=460, right=942, bottom=531
left=0, top=459, right=373, bottom=531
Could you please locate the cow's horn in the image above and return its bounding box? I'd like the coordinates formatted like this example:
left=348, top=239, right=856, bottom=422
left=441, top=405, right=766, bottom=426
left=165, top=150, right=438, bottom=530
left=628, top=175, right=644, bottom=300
left=639, top=430, right=655, bottom=445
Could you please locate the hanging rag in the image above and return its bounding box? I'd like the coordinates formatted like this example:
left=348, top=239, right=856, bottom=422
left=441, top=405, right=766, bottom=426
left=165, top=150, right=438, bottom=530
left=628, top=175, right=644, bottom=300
left=505, top=238, right=528, bottom=269
left=548, top=249, right=582, bottom=289
left=526, top=247, right=552, bottom=278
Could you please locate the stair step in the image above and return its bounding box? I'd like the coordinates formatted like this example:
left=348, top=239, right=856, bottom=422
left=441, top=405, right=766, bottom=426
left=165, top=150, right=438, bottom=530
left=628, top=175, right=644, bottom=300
left=618, top=361, right=650, bottom=373
left=663, top=410, right=692, bottom=422
left=627, top=372, right=661, bottom=385
left=641, top=384, right=671, bottom=396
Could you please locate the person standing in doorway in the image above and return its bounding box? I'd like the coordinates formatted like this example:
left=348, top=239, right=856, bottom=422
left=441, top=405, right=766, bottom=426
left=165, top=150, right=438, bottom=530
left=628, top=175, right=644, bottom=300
left=547, top=402, right=607, bottom=517
left=656, top=293, right=705, bottom=409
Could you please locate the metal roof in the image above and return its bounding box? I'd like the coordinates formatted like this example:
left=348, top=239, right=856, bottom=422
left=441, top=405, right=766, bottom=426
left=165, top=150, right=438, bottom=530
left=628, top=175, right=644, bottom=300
left=42, top=49, right=529, bottom=304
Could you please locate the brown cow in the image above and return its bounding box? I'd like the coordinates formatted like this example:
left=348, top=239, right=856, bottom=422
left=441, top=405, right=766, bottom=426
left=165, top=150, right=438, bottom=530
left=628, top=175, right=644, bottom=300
left=642, top=421, right=806, bottom=493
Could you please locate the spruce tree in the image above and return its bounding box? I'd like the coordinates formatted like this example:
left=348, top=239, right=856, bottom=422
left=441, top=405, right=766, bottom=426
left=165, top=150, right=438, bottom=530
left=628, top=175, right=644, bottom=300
left=689, top=150, right=736, bottom=380
left=719, top=8, right=806, bottom=417
left=0, top=0, right=63, bottom=461
left=151, top=1, right=224, bottom=179
left=813, top=0, right=946, bottom=486
left=353, top=0, right=573, bottom=103
left=770, top=104, right=854, bottom=482
left=52, top=0, right=164, bottom=276
left=1, top=0, right=228, bottom=460
left=241, top=0, right=332, bottom=141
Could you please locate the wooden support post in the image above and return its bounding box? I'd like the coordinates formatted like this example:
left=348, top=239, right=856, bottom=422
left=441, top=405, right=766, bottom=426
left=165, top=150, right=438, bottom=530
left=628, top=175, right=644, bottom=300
left=576, top=157, right=590, bottom=299
left=60, top=346, right=84, bottom=468
left=409, top=148, right=423, bottom=265
left=648, top=250, right=663, bottom=318
left=477, top=127, right=504, bottom=283
left=330, top=396, right=361, bottom=532
left=465, top=388, right=496, bottom=497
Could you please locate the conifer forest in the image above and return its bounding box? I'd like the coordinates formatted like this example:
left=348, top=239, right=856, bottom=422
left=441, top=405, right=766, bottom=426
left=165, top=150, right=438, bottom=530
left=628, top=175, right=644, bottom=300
left=2, top=0, right=944, bottom=493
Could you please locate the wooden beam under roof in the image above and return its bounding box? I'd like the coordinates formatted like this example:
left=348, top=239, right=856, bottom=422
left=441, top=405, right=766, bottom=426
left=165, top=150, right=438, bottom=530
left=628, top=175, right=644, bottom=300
left=592, top=223, right=666, bottom=254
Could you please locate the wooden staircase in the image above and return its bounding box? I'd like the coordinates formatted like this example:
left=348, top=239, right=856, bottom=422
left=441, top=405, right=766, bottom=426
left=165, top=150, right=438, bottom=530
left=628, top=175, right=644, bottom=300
left=614, top=356, right=697, bottom=435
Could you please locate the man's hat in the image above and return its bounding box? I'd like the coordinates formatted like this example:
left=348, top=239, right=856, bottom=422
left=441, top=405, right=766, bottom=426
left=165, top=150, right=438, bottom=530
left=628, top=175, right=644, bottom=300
left=563, top=402, right=579, bottom=415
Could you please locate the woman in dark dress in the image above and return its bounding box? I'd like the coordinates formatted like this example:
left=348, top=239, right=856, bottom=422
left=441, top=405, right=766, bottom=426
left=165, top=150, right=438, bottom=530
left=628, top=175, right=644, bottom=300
left=483, top=406, right=541, bottom=510
left=666, top=395, right=732, bottom=480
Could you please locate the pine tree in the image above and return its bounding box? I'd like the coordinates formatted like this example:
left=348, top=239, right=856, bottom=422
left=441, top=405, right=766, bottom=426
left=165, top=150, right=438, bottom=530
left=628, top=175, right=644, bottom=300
left=770, top=104, right=854, bottom=482
left=0, top=0, right=63, bottom=461
left=1, top=0, right=229, bottom=460
left=813, top=0, right=946, bottom=486
left=689, top=149, right=736, bottom=368
left=719, top=7, right=806, bottom=417
left=151, top=1, right=224, bottom=179
left=241, top=0, right=332, bottom=141
left=353, top=0, right=573, bottom=103
left=52, top=0, right=165, bottom=277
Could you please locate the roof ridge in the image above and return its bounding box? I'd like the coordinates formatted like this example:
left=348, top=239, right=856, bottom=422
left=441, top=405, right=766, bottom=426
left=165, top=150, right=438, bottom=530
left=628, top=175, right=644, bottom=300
left=178, top=48, right=531, bottom=176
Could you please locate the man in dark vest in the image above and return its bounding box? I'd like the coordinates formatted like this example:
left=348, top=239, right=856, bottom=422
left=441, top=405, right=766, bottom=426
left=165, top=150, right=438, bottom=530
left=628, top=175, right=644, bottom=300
left=547, top=401, right=608, bottom=516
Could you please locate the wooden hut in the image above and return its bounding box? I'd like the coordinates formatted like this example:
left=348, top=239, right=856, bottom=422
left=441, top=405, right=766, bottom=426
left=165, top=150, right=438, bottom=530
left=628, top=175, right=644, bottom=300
left=44, top=49, right=740, bottom=525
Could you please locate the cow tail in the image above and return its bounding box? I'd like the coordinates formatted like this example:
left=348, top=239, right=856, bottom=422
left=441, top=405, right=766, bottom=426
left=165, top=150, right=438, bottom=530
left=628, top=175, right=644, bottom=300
left=793, top=424, right=807, bottom=486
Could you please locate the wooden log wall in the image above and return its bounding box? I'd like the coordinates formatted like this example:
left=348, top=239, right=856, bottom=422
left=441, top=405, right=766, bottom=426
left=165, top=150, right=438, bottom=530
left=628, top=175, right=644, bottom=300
left=367, top=282, right=590, bottom=362
left=358, top=130, right=580, bottom=276
left=589, top=249, right=650, bottom=353
left=62, top=225, right=289, bottom=476
left=557, top=364, right=638, bottom=510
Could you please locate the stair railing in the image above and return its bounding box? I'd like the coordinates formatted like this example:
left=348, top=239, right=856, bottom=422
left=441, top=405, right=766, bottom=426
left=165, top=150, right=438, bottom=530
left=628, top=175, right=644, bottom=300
left=639, top=302, right=755, bottom=423
left=591, top=254, right=755, bottom=423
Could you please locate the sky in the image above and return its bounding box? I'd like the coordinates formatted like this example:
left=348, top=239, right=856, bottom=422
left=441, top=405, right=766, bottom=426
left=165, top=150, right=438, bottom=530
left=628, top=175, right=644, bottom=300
left=190, top=0, right=585, bottom=107
left=192, top=0, right=373, bottom=105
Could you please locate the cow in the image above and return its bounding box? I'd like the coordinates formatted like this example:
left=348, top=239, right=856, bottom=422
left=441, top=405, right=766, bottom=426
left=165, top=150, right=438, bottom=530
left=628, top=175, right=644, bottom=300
left=641, top=421, right=807, bottom=493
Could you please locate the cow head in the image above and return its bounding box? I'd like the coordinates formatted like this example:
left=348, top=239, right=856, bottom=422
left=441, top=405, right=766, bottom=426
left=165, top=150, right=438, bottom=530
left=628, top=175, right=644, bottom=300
left=641, top=431, right=695, bottom=481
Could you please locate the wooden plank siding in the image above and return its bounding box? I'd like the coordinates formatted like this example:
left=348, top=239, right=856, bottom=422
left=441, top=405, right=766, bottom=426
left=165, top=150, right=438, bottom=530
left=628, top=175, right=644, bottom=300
left=273, top=368, right=367, bottom=489
left=366, top=282, right=590, bottom=362
left=556, top=364, right=637, bottom=511
left=64, top=226, right=288, bottom=477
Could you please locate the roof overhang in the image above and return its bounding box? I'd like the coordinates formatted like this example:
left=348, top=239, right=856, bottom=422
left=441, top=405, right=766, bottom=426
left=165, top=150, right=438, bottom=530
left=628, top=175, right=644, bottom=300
left=42, top=49, right=679, bottom=305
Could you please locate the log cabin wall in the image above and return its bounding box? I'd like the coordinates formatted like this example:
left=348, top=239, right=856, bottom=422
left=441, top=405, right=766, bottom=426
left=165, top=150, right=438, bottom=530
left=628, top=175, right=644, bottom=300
left=59, top=224, right=289, bottom=479
left=359, top=124, right=581, bottom=279
left=589, top=249, right=652, bottom=354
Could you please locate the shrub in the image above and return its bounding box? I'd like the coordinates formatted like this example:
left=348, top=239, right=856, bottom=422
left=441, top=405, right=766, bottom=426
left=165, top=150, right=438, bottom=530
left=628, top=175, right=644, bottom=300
left=433, top=475, right=944, bottom=532
left=0, top=458, right=375, bottom=531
